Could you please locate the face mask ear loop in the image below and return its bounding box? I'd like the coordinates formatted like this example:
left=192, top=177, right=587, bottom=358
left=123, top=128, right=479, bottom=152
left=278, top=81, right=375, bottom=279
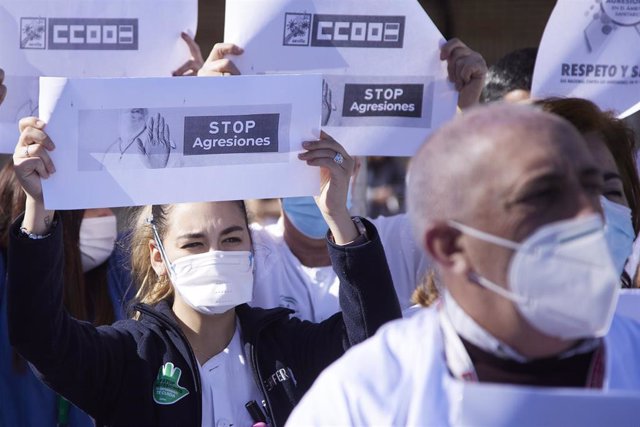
left=448, top=220, right=521, bottom=251
left=146, top=215, right=175, bottom=278
left=468, top=271, right=529, bottom=305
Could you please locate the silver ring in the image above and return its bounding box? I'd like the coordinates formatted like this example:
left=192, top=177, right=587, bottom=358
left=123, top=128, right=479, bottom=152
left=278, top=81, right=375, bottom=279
left=24, top=145, right=30, bottom=158
left=333, top=152, right=344, bottom=165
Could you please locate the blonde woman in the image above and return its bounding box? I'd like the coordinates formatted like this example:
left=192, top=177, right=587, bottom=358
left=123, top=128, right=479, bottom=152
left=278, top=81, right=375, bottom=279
left=8, top=118, right=401, bottom=427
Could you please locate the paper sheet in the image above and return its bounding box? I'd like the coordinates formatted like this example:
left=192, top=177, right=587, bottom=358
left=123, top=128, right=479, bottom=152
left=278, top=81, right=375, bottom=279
left=39, top=75, right=322, bottom=209
left=531, top=0, right=640, bottom=118
left=446, top=376, right=640, bottom=427
left=0, top=0, right=197, bottom=152
left=224, top=0, right=457, bottom=156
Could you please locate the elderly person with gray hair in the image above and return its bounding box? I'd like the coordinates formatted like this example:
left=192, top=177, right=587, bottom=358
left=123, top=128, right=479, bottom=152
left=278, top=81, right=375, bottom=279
left=287, top=103, right=640, bottom=426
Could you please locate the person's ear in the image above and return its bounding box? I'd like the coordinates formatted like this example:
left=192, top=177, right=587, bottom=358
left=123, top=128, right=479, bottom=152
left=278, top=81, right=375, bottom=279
left=424, top=222, right=470, bottom=275
left=149, top=239, right=168, bottom=277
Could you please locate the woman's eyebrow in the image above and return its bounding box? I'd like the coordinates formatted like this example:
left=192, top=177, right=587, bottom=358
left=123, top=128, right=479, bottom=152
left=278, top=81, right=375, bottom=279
left=220, top=225, right=244, bottom=236
left=176, top=232, right=206, bottom=240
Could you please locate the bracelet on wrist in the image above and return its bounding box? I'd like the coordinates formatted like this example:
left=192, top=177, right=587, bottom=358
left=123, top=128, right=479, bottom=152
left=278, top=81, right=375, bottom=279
left=19, top=226, right=51, bottom=240
left=20, top=217, right=57, bottom=240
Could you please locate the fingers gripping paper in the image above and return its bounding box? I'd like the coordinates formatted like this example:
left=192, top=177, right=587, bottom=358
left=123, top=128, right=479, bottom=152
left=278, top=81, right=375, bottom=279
left=39, top=75, right=322, bottom=209
left=224, top=0, right=458, bottom=156
left=0, top=0, right=197, bottom=152
left=531, top=0, right=640, bottom=118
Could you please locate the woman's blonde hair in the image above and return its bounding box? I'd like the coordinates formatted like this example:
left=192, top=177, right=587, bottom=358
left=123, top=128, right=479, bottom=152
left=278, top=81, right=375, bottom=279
left=130, top=205, right=175, bottom=314
left=411, top=269, right=441, bottom=308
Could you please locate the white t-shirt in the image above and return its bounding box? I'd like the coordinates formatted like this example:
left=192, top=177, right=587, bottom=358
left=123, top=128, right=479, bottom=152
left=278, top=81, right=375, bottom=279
left=199, top=323, right=263, bottom=427
left=250, top=213, right=430, bottom=322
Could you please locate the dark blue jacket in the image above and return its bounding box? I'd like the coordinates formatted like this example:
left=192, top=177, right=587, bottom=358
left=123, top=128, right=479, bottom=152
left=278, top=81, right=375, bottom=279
left=0, top=235, right=134, bottom=427
left=8, top=216, right=401, bottom=427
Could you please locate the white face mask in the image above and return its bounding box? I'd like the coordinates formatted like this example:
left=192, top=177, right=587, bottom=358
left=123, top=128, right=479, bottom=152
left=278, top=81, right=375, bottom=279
left=449, top=214, right=620, bottom=339
left=168, top=251, right=254, bottom=315
left=79, top=216, right=117, bottom=273
left=601, top=196, right=635, bottom=276
left=151, top=221, right=254, bottom=315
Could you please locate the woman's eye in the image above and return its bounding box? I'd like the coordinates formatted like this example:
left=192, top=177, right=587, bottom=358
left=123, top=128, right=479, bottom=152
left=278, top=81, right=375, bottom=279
left=223, top=237, right=242, bottom=244
left=180, top=242, right=202, bottom=249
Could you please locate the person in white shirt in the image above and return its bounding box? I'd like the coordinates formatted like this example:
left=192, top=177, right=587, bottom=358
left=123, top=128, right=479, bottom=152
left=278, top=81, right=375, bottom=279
left=287, top=103, right=640, bottom=426
left=250, top=203, right=428, bottom=321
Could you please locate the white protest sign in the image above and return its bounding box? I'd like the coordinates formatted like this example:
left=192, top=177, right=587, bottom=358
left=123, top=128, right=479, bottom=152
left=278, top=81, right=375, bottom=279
left=531, top=0, right=640, bottom=117
left=0, top=0, right=197, bottom=152
left=446, top=376, right=640, bottom=427
left=39, top=75, right=322, bottom=209
left=616, top=289, right=640, bottom=322
left=224, top=0, right=457, bottom=156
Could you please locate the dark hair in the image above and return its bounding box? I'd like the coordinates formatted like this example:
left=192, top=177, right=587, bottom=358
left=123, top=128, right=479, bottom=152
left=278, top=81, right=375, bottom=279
left=536, top=97, right=640, bottom=234
left=480, top=47, right=538, bottom=103
left=0, top=162, right=114, bottom=371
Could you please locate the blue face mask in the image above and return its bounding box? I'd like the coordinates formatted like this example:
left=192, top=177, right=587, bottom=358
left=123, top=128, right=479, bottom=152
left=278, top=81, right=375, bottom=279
left=282, top=190, right=353, bottom=240
left=601, top=196, right=635, bottom=276
left=282, top=197, right=328, bottom=239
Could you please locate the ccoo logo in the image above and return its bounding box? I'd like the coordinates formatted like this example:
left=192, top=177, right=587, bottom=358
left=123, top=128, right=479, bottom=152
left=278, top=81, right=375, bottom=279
left=20, top=17, right=138, bottom=50
left=283, top=13, right=405, bottom=48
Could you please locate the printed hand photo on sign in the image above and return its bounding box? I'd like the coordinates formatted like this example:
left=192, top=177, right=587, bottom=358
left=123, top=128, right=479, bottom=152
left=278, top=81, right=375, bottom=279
left=100, top=108, right=175, bottom=170
left=136, top=112, right=175, bottom=168
left=321, top=79, right=336, bottom=126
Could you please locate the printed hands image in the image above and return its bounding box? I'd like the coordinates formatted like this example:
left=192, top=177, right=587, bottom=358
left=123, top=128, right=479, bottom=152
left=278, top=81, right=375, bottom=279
left=101, top=108, right=175, bottom=170
left=440, top=38, right=488, bottom=110
left=136, top=113, right=175, bottom=169
left=321, top=79, right=335, bottom=126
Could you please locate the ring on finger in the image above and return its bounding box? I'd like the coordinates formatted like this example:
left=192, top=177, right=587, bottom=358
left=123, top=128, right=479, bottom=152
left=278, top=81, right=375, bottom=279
left=333, top=152, right=344, bottom=165
left=24, top=145, right=30, bottom=158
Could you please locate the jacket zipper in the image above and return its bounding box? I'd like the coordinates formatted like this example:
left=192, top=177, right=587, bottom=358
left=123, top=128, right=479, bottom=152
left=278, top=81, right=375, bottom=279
left=249, top=341, right=277, bottom=427
left=135, top=305, right=203, bottom=426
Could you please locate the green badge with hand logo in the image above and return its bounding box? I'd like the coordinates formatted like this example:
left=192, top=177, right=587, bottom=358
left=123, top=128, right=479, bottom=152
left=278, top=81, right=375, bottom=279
left=153, top=362, right=189, bottom=405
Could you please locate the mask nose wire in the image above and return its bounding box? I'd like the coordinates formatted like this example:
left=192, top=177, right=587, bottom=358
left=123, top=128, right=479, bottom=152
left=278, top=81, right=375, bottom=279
left=147, top=216, right=175, bottom=277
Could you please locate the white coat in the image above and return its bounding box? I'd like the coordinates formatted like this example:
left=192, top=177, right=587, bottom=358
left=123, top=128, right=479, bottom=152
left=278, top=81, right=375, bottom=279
left=286, top=308, right=640, bottom=426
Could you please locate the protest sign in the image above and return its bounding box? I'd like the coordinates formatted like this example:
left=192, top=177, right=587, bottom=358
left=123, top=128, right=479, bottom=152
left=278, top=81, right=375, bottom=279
left=446, top=376, right=640, bottom=427
left=224, top=0, right=458, bottom=156
left=532, top=0, right=640, bottom=118
left=0, top=0, right=197, bottom=152
left=38, top=74, right=322, bottom=209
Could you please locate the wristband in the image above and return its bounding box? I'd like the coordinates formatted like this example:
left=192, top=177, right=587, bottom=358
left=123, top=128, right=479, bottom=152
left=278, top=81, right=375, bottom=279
left=19, top=218, right=56, bottom=240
